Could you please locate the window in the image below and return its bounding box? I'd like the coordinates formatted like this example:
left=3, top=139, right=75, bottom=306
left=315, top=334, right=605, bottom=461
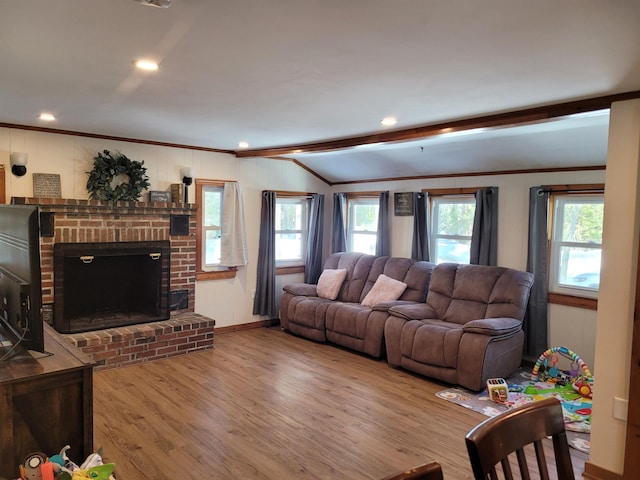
left=346, top=197, right=379, bottom=254
left=430, top=196, right=475, bottom=264
left=549, top=194, right=604, bottom=298
left=195, top=179, right=237, bottom=280
left=275, top=197, right=309, bottom=266
left=202, top=184, right=223, bottom=268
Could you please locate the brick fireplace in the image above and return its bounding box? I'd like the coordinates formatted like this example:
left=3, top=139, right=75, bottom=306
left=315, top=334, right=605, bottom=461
left=12, top=197, right=215, bottom=368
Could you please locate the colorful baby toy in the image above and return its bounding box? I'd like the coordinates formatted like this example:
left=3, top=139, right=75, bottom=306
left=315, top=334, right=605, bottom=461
left=526, top=346, right=594, bottom=398
left=486, top=378, right=509, bottom=403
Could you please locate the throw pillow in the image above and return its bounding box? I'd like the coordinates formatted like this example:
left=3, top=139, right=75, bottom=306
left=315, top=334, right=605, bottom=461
left=361, top=274, right=407, bottom=307
left=317, top=268, right=347, bottom=300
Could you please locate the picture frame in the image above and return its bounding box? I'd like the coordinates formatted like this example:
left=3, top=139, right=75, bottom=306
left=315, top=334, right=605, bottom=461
left=149, top=190, right=172, bottom=202
left=394, top=192, right=414, bottom=216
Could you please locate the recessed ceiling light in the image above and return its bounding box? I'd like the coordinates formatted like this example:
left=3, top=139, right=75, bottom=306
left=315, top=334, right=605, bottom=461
left=135, top=59, right=159, bottom=71
left=39, top=112, right=56, bottom=121
left=381, top=116, right=397, bottom=127
left=238, top=141, right=249, bottom=149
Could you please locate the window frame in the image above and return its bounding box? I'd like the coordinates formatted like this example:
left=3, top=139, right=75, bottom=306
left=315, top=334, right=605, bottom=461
left=544, top=184, right=604, bottom=310
left=345, top=193, right=380, bottom=255
left=429, top=194, right=476, bottom=265
left=275, top=195, right=310, bottom=269
left=195, top=179, right=237, bottom=281
left=548, top=191, right=604, bottom=300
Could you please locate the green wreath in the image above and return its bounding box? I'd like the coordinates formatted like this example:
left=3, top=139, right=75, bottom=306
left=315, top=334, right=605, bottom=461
left=86, top=150, right=150, bottom=201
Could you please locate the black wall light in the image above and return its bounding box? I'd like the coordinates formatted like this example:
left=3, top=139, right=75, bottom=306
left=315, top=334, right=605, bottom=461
left=10, top=152, right=28, bottom=177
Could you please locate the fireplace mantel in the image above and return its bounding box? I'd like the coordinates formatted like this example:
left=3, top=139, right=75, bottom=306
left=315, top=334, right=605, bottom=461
left=12, top=197, right=195, bottom=216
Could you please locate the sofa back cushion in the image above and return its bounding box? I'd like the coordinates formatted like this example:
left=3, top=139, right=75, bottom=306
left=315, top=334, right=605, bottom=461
left=399, top=261, right=435, bottom=302
left=427, top=263, right=534, bottom=325
left=360, top=257, right=434, bottom=303
left=323, top=252, right=376, bottom=303
left=323, top=253, right=435, bottom=304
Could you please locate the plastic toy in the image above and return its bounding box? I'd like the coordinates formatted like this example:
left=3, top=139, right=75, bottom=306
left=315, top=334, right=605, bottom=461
left=20, top=453, right=47, bottom=480
left=527, top=346, right=593, bottom=398
left=19, top=447, right=114, bottom=480
left=486, top=378, right=508, bottom=403
left=49, top=445, right=78, bottom=476
left=573, top=376, right=593, bottom=397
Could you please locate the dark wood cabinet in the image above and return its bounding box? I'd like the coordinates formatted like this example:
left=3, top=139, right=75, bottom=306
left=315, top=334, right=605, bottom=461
left=0, top=324, right=94, bottom=478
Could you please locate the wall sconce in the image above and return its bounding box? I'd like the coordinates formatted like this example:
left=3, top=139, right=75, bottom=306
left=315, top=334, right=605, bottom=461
left=10, top=152, right=28, bottom=177
left=180, top=167, right=193, bottom=203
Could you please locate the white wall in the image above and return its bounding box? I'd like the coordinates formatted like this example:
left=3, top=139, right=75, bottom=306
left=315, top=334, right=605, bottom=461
left=589, top=99, right=640, bottom=475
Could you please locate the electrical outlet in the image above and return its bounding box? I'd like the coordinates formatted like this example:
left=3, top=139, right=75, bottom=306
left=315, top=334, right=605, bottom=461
left=613, top=397, right=628, bottom=421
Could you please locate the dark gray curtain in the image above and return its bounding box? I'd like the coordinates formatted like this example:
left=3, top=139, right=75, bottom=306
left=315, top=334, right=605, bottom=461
left=470, top=187, right=498, bottom=265
left=524, top=186, right=549, bottom=360
left=376, top=191, right=390, bottom=256
left=304, top=194, right=324, bottom=284
left=253, top=191, right=277, bottom=317
left=331, top=192, right=347, bottom=253
left=411, top=192, right=430, bottom=261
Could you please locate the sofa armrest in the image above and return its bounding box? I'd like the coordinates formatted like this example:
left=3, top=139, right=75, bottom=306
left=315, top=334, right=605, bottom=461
left=372, top=300, right=418, bottom=312
left=462, top=317, right=521, bottom=336
left=388, top=303, right=437, bottom=320
left=282, top=283, right=318, bottom=297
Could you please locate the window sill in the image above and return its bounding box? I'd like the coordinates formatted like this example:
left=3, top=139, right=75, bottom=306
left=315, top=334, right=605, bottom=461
left=548, top=292, right=597, bottom=311
left=276, top=265, right=305, bottom=275
left=196, top=267, right=238, bottom=281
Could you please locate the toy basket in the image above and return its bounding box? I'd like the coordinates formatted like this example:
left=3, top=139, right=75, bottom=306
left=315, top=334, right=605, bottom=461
left=529, top=346, right=594, bottom=397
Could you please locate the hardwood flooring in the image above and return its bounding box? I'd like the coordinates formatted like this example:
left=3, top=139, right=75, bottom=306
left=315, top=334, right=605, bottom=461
left=93, top=327, right=587, bottom=479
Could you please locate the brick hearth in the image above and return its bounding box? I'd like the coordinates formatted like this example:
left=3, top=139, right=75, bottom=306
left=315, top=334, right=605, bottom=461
left=65, top=312, right=215, bottom=370
left=13, top=197, right=215, bottom=366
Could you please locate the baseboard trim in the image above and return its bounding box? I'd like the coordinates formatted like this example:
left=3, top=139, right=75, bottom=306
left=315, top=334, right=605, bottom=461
left=214, top=319, right=279, bottom=334
left=583, top=462, right=622, bottom=480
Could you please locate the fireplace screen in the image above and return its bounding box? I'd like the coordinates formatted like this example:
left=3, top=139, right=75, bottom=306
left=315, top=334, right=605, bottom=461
left=54, top=241, right=171, bottom=333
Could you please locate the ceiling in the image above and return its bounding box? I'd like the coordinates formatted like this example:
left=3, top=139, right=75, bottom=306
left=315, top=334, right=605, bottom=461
left=1, top=1, right=640, bottom=184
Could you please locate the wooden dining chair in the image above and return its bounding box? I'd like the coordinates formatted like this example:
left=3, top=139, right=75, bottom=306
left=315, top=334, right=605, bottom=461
left=381, top=460, right=444, bottom=480
left=465, top=397, right=575, bottom=480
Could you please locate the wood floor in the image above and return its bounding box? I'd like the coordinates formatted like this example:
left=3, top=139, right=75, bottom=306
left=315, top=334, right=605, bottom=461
left=93, top=327, right=588, bottom=479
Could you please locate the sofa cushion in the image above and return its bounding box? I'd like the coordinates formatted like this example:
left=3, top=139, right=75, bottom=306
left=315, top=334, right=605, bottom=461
left=317, top=268, right=347, bottom=300
left=426, top=263, right=535, bottom=325
left=401, top=319, right=463, bottom=368
left=282, top=283, right=318, bottom=296
left=462, top=317, right=521, bottom=336
left=361, top=274, right=407, bottom=307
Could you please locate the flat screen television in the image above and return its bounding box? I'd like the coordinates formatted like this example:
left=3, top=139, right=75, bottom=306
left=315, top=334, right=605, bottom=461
left=0, top=204, right=44, bottom=354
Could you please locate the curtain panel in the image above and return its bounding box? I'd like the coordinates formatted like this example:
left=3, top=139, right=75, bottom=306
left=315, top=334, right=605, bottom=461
left=220, top=181, right=249, bottom=267
left=304, top=194, right=325, bottom=284
left=376, top=191, right=390, bottom=256
left=331, top=192, right=347, bottom=253
left=524, top=186, right=550, bottom=359
left=411, top=192, right=430, bottom=261
left=252, top=191, right=277, bottom=318
left=470, top=187, right=498, bottom=266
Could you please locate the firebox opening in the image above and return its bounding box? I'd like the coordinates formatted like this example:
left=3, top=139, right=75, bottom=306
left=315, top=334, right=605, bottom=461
left=54, top=241, right=171, bottom=333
